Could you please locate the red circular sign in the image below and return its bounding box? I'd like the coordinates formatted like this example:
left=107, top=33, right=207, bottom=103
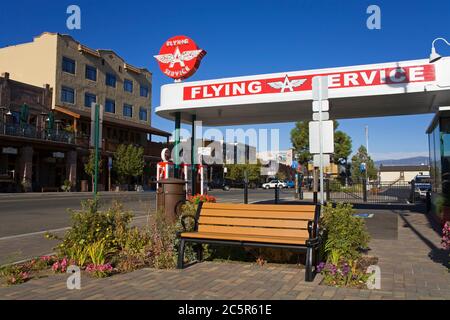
left=154, top=35, right=206, bottom=81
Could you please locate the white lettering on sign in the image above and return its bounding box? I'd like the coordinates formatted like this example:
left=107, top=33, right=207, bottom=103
left=184, top=65, right=435, bottom=100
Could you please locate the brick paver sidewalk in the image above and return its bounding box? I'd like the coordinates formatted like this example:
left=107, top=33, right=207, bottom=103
left=0, top=208, right=449, bottom=300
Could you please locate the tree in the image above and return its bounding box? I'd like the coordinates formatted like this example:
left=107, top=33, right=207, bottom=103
left=290, top=120, right=352, bottom=168
left=113, top=144, right=144, bottom=185
left=84, top=149, right=103, bottom=191
left=333, top=130, right=352, bottom=163
left=226, top=163, right=261, bottom=183
left=290, top=121, right=310, bottom=167
left=350, top=145, right=377, bottom=181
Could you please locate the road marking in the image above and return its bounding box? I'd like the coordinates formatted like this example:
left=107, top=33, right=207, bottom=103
left=0, top=215, right=150, bottom=241
left=0, top=227, right=70, bottom=241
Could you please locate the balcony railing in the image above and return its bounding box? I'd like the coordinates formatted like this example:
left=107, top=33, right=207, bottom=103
left=0, top=123, right=75, bottom=144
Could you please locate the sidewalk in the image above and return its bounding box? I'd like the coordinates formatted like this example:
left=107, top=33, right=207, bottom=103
left=0, top=205, right=449, bottom=300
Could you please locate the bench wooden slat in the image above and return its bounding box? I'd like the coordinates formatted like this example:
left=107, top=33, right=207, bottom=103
left=199, top=216, right=309, bottom=229
left=180, top=232, right=308, bottom=245
left=202, top=202, right=316, bottom=212
left=201, top=208, right=315, bottom=220
left=198, top=224, right=309, bottom=238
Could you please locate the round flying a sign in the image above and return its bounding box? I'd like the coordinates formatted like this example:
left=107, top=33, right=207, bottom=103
left=154, top=35, right=206, bottom=81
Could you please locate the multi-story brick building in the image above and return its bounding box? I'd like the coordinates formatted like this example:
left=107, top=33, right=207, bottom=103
left=0, top=32, right=170, bottom=192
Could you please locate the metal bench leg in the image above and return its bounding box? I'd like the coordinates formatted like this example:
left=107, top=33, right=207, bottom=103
left=305, top=247, right=313, bottom=282
left=177, top=239, right=186, bottom=269
left=196, top=244, right=203, bottom=262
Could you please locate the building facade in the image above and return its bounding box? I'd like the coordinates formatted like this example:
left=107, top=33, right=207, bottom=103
left=378, top=165, right=430, bottom=184
left=0, top=33, right=170, bottom=192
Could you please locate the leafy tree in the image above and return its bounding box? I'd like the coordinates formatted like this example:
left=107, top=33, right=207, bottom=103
left=350, top=145, right=377, bottom=181
left=333, top=130, right=352, bottom=163
left=113, top=144, right=144, bottom=184
left=290, top=121, right=311, bottom=167
left=226, top=163, right=261, bottom=182
left=290, top=120, right=352, bottom=168
left=84, top=149, right=103, bottom=190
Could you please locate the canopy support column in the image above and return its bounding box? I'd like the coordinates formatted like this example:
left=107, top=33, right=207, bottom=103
left=191, top=114, right=197, bottom=196
left=174, top=112, right=181, bottom=178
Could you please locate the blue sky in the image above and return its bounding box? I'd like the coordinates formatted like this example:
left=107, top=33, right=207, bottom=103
left=1, top=0, right=449, bottom=160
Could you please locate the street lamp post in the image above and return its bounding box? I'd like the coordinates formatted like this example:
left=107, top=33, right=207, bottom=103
left=429, top=37, right=450, bottom=63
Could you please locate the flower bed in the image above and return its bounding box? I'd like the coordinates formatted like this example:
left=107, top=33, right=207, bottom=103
left=317, top=203, right=378, bottom=289
left=0, top=198, right=189, bottom=286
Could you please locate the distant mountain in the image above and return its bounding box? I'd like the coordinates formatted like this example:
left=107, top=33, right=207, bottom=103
left=374, top=156, right=429, bottom=167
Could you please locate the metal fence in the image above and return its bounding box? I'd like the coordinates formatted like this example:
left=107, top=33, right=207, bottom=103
left=0, top=123, right=75, bottom=144
left=327, top=179, right=415, bottom=204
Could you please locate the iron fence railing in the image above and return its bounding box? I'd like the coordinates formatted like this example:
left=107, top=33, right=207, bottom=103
left=327, top=179, right=415, bottom=204
left=0, top=123, right=75, bottom=144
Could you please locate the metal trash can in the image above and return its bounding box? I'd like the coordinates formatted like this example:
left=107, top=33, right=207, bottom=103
left=156, top=178, right=186, bottom=222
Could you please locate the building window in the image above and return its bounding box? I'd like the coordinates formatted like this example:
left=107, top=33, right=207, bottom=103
left=123, top=104, right=133, bottom=117
left=124, top=79, right=133, bottom=93
left=140, top=85, right=149, bottom=97
left=139, top=107, right=148, bottom=121
left=84, top=93, right=97, bottom=108
left=105, top=99, right=116, bottom=113
left=106, top=73, right=116, bottom=88
left=85, top=65, right=97, bottom=81
left=62, top=57, right=76, bottom=74
left=61, top=86, right=75, bottom=104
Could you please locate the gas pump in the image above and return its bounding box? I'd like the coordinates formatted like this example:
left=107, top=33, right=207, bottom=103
left=181, top=163, right=193, bottom=197
left=181, top=163, right=208, bottom=197
left=156, top=148, right=175, bottom=189
left=198, top=164, right=208, bottom=195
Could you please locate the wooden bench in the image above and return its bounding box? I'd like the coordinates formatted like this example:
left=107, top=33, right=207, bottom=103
left=178, top=202, right=321, bottom=282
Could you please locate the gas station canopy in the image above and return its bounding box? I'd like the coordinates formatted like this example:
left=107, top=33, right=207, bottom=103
left=156, top=57, right=450, bottom=126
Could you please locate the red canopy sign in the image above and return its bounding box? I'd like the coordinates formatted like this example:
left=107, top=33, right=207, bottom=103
left=183, top=64, right=435, bottom=100
left=154, top=35, right=206, bottom=81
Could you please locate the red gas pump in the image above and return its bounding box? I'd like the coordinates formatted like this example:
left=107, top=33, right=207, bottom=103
left=180, top=163, right=208, bottom=197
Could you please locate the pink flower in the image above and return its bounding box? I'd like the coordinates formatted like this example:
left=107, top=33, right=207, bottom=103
left=52, top=262, right=60, bottom=272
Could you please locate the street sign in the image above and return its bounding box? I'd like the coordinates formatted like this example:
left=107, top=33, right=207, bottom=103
left=90, top=104, right=104, bottom=148
left=291, top=160, right=298, bottom=169
left=312, top=100, right=329, bottom=112
left=313, top=154, right=330, bottom=167
left=313, top=112, right=329, bottom=121
left=108, top=157, right=113, bottom=169
left=309, top=120, right=334, bottom=154
left=198, top=147, right=212, bottom=156
left=312, top=76, right=329, bottom=100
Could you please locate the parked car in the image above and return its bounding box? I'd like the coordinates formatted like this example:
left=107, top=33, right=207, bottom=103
left=412, top=174, right=431, bottom=199
left=262, top=180, right=288, bottom=189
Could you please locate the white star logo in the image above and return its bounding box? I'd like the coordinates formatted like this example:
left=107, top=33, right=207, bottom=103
left=154, top=47, right=205, bottom=68
left=268, top=75, right=306, bottom=93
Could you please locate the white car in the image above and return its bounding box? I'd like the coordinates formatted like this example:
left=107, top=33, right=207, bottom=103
left=262, top=180, right=288, bottom=189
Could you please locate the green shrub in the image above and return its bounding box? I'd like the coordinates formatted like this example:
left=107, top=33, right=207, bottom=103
left=49, top=199, right=133, bottom=259
left=321, top=203, right=370, bottom=262
left=146, top=209, right=178, bottom=269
